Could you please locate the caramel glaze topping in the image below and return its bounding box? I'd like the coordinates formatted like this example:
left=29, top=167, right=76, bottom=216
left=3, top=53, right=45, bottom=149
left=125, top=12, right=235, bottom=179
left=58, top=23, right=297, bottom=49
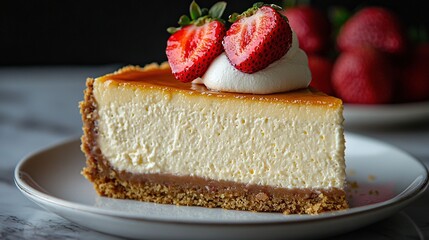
left=98, top=63, right=342, bottom=107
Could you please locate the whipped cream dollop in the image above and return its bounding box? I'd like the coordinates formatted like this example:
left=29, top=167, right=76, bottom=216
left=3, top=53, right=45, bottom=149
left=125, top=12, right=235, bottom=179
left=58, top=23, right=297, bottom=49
left=193, top=32, right=311, bottom=94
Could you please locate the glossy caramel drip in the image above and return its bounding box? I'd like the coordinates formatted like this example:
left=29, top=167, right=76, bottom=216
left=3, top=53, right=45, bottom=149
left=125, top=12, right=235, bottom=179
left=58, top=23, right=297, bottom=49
left=98, top=64, right=342, bottom=107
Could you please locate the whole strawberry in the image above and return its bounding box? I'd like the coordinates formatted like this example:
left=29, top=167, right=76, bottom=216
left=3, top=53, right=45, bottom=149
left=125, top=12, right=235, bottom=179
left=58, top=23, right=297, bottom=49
left=166, top=1, right=227, bottom=82
left=332, top=47, right=394, bottom=104
left=308, top=55, right=334, bottom=95
left=223, top=3, right=292, bottom=74
left=281, top=6, right=331, bottom=55
left=337, top=7, right=408, bottom=55
left=399, top=43, right=429, bottom=102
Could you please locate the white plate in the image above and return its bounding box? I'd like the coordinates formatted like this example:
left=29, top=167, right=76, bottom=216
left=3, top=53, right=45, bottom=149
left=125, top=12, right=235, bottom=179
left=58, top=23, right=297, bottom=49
left=14, top=133, right=428, bottom=240
left=344, top=101, right=429, bottom=127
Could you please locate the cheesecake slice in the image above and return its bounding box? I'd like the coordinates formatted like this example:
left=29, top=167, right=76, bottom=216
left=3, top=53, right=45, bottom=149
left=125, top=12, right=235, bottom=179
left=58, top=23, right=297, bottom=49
left=80, top=63, right=348, bottom=214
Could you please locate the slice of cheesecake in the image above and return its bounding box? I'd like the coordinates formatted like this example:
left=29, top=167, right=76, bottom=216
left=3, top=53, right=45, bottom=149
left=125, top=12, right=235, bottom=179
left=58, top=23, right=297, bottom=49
left=80, top=63, right=348, bottom=214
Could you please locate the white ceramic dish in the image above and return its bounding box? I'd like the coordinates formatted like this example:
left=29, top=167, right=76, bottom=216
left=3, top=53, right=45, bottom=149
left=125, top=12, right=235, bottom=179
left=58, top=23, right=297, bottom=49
left=15, top=133, right=428, bottom=240
left=343, top=101, right=429, bottom=127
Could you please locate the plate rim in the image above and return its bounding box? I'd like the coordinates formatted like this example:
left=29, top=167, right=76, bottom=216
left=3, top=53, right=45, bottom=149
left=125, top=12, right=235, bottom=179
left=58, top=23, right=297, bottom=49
left=14, top=133, right=429, bottom=226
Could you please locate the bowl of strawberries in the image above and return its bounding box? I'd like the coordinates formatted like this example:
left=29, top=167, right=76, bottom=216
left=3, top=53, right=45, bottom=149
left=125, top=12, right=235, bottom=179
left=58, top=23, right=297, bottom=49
left=281, top=3, right=429, bottom=127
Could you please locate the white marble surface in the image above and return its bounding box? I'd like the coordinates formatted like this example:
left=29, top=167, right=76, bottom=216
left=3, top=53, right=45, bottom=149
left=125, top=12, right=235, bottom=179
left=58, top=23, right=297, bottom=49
left=1, top=66, right=428, bottom=239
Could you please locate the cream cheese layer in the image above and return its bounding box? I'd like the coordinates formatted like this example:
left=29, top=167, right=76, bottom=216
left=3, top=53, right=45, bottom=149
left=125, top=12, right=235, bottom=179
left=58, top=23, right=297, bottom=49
left=93, top=79, right=345, bottom=189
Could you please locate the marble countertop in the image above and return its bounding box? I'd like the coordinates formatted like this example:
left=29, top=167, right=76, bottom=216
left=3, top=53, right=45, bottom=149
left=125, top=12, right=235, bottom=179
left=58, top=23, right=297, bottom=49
left=1, top=66, right=428, bottom=239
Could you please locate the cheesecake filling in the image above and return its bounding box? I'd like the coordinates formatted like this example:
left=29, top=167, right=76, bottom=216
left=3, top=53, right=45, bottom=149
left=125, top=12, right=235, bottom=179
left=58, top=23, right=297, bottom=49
left=93, top=80, right=346, bottom=190
left=193, top=32, right=312, bottom=94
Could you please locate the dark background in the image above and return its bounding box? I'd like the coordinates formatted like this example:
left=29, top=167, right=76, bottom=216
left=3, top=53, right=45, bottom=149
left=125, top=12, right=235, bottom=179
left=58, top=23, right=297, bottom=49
left=1, top=0, right=428, bottom=66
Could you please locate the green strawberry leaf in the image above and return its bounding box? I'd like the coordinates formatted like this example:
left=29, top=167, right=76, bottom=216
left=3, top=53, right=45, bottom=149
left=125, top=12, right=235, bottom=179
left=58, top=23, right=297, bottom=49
left=190, top=1, right=202, bottom=20
left=167, top=1, right=228, bottom=34
left=167, top=27, right=180, bottom=34
left=253, top=2, right=264, bottom=8
left=178, top=15, right=191, bottom=26
left=209, top=1, right=227, bottom=19
left=228, top=12, right=240, bottom=23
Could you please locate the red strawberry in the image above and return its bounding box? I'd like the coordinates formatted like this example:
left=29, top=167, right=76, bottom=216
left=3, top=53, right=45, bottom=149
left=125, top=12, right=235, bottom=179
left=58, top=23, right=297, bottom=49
left=337, top=7, right=408, bottom=55
left=332, top=47, right=394, bottom=104
left=223, top=3, right=292, bottom=74
left=166, top=1, right=227, bottom=82
left=281, top=6, right=331, bottom=55
left=399, top=43, right=429, bottom=102
left=308, top=55, right=334, bottom=95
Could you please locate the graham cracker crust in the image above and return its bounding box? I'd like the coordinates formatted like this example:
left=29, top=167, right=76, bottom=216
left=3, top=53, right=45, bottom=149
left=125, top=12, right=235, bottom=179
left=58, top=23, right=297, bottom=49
left=79, top=75, right=348, bottom=215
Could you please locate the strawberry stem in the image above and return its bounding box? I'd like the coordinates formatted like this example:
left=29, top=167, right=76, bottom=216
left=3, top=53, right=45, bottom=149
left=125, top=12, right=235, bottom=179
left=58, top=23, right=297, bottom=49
left=253, top=2, right=264, bottom=8
left=229, top=13, right=240, bottom=23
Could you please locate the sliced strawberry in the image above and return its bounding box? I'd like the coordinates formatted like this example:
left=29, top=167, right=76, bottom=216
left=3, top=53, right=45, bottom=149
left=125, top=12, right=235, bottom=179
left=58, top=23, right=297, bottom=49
left=223, top=4, right=292, bottom=74
left=166, top=1, right=226, bottom=82
left=167, top=22, right=225, bottom=82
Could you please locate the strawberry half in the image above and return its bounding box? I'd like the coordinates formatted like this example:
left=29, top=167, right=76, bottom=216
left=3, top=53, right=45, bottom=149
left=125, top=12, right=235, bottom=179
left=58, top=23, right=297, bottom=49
left=223, top=3, right=292, bottom=74
left=166, top=1, right=227, bottom=82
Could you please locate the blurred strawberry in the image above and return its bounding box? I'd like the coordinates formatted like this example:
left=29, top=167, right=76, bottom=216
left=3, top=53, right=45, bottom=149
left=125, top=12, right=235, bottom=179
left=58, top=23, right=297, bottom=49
left=308, top=55, right=334, bottom=95
left=332, top=47, right=394, bottom=104
left=399, top=43, right=429, bottom=102
left=337, top=7, right=408, bottom=55
left=281, top=6, right=331, bottom=54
